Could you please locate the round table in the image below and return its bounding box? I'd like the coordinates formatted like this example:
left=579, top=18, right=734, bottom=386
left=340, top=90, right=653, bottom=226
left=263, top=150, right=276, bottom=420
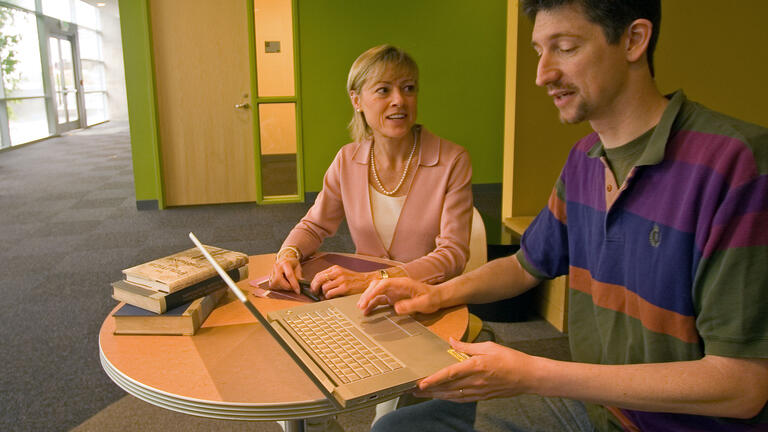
left=100, top=253, right=468, bottom=429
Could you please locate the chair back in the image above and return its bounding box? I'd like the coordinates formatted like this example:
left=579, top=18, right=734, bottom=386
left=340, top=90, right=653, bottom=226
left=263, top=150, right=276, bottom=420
left=464, top=207, right=487, bottom=273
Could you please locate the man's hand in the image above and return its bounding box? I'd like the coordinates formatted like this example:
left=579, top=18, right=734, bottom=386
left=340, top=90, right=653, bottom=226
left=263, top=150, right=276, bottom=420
left=357, top=277, right=440, bottom=315
left=413, top=338, right=538, bottom=402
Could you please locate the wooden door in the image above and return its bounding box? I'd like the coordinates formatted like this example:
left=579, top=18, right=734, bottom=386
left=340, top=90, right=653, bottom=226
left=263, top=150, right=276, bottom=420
left=150, top=0, right=256, bottom=205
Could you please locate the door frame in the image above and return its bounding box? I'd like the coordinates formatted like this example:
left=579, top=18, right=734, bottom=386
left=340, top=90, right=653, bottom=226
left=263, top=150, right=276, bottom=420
left=44, top=17, right=85, bottom=134
left=248, top=0, right=304, bottom=204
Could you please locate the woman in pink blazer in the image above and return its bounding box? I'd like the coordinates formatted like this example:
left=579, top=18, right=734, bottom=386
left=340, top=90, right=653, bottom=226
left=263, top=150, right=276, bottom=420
left=269, top=44, right=473, bottom=299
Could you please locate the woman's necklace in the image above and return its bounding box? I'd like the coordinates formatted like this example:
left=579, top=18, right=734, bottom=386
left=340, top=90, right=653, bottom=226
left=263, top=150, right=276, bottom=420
left=370, top=129, right=418, bottom=196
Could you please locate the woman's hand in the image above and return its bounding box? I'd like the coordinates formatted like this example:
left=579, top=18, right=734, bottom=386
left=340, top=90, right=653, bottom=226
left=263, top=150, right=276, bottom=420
left=269, top=256, right=303, bottom=294
left=413, top=338, right=539, bottom=402
left=310, top=265, right=380, bottom=299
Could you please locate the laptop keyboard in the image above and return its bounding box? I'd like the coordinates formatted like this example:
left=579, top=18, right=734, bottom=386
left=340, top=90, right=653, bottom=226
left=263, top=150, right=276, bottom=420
left=285, top=307, right=404, bottom=384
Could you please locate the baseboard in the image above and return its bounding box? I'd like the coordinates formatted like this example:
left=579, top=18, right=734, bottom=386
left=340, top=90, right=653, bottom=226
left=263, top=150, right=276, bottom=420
left=136, top=200, right=159, bottom=211
left=472, top=182, right=502, bottom=194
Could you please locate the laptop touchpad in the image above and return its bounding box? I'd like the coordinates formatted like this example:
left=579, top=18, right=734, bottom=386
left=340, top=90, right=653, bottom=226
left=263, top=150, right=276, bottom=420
left=360, top=310, right=424, bottom=342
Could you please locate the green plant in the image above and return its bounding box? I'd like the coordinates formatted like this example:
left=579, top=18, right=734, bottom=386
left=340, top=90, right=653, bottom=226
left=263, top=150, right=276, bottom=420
left=0, top=6, right=22, bottom=93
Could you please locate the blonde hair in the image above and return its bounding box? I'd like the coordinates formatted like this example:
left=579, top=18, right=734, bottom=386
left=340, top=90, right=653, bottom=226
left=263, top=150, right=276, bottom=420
left=346, top=44, right=419, bottom=142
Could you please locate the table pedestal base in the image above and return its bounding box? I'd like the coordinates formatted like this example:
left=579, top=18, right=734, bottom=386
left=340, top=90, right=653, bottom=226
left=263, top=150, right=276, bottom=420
left=282, top=419, right=305, bottom=432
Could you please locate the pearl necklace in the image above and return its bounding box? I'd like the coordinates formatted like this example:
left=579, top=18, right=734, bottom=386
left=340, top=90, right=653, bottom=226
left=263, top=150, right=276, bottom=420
left=370, top=129, right=418, bottom=196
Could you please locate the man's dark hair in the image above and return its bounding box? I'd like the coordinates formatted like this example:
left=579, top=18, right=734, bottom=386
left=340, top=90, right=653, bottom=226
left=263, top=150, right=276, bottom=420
left=522, top=0, right=661, bottom=77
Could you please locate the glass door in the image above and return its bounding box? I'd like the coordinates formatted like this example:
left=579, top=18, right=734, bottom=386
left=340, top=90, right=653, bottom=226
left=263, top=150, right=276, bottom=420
left=252, top=0, right=303, bottom=203
left=48, top=34, right=81, bottom=133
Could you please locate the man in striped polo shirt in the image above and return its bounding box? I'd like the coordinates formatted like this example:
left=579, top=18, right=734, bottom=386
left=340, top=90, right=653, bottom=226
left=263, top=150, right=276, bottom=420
left=360, top=0, right=768, bottom=431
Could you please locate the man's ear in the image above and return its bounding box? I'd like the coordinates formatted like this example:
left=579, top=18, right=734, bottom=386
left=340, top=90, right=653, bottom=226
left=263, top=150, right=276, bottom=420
left=625, top=18, right=652, bottom=63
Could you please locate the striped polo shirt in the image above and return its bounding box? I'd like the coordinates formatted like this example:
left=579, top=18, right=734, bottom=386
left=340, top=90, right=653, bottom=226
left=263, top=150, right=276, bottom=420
left=518, top=90, right=768, bottom=431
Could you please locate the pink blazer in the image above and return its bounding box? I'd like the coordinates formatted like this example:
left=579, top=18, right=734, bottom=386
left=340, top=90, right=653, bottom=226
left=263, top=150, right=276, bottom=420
left=282, top=127, right=473, bottom=284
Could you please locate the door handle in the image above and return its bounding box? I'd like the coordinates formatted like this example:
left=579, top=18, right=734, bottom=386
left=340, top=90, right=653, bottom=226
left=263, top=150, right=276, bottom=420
left=234, top=103, right=250, bottom=109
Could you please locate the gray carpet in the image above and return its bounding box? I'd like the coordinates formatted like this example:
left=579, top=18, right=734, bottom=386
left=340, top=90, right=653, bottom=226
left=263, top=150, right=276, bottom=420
left=0, top=121, right=568, bottom=432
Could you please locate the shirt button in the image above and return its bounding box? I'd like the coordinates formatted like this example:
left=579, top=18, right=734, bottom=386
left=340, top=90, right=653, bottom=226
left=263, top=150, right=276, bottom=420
left=606, top=185, right=613, bottom=192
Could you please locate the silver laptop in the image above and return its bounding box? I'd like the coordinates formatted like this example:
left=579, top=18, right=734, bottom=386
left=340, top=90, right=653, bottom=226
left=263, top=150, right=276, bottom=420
left=189, top=232, right=468, bottom=409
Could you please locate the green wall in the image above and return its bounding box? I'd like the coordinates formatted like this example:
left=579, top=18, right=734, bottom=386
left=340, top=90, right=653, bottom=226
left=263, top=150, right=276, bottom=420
left=297, top=0, right=508, bottom=191
left=120, top=1, right=768, bottom=206
left=118, top=0, right=163, bottom=207
left=119, top=0, right=508, bottom=204
left=509, top=0, right=768, bottom=217
left=655, top=0, right=768, bottom=128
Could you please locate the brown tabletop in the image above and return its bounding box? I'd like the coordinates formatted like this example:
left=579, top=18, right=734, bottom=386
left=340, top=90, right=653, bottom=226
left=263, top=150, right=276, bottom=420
left=99, top=253, right=468, bottom=421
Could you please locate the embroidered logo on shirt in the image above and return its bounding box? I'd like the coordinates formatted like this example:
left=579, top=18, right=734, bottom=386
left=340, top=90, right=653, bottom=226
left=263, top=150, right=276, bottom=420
left=649, top=224, right=662, bottom=248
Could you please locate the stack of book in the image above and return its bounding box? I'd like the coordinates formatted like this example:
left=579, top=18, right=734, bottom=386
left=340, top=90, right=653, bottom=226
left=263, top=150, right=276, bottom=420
left=111, top=245, right=249, bottom=335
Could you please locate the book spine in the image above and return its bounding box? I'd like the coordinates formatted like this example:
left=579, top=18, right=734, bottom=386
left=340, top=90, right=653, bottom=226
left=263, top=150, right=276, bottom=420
left=163, top=266, right=246, bottom=310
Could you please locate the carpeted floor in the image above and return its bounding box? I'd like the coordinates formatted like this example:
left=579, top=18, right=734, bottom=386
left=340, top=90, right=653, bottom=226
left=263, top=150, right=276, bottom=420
left=0, top=121, right=568, bottom=432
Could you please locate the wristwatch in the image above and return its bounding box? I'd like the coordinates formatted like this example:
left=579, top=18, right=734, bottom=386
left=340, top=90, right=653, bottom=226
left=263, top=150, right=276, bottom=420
left=379, top=269, right=389, bottom=279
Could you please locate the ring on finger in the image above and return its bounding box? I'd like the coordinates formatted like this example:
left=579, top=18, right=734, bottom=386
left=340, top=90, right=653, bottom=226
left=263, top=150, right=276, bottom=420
left=459, top=389, right=464, bottom=395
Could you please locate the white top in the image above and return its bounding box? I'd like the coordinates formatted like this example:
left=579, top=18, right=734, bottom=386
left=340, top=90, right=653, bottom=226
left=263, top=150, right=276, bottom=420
left=369, top=185, right=407, bottom=251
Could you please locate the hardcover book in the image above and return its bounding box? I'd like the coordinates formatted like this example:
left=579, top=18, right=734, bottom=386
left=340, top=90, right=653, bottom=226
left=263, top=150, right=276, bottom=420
left=112, top=289, right=226, bottom=336
left=122, top=246, right=248, bottom=293
left=112, top=265, right=248, bottom=314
